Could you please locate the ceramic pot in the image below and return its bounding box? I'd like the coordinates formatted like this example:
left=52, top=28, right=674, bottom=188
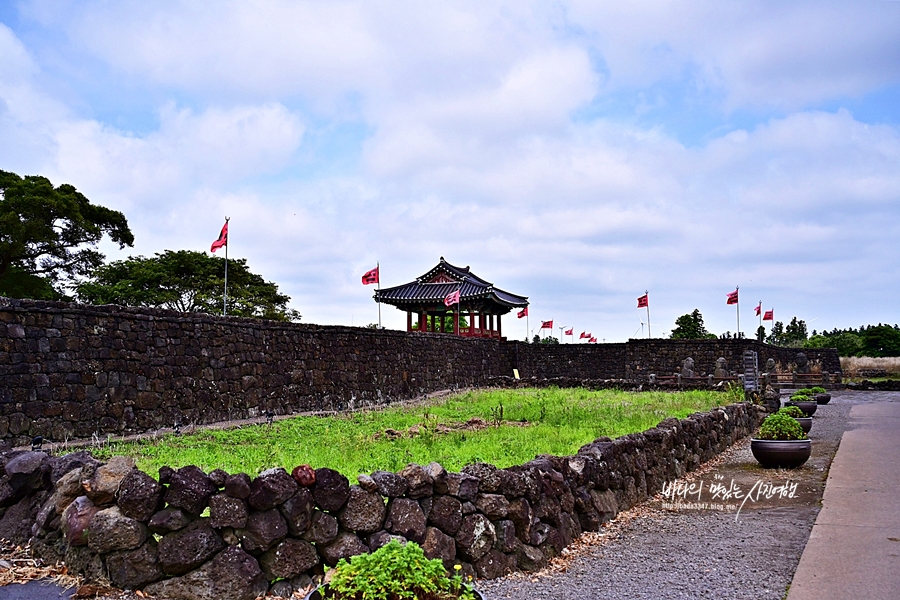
left=815, top=393, right=831, bottom=405
left=750, top=438, right=811, bottom=469
left=793, top=416, right=812, bottom=434
left=785, top=400, right=818, bottom=417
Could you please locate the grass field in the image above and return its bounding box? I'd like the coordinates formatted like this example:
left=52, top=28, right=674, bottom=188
left=92, top=387, right=740, bottom=478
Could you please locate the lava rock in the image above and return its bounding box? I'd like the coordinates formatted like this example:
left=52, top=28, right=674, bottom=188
left=278, top=487, right=315, bottom=536
left=248, top=468, right=298, bottom=511
left=144, top=545, right=268, bottom=600
left=165, top=465, right=217, bottom=515
left=427, top=494, right=463, bottom=536
left=224, top=473, right=252, bottom=500
left=159, top=519, right=227, bottom=576
left=301, top=510, right=339, bottom=546
left=210, top=493, right=249, bottom=529
left=399, top=464, right=433, bottom=499
left=83, top=456, right=135, bottom=506
left=116, top=469, right=162, bottom=522
left=259, top=538, right=319, bottom=580
left=87, top=506, right=148, bottom=554
left=384, top=498, right=426, bottom=544
left=148, top=507, right=194, bottom=534
left=105, top=539, right=164, bottom=589
left=455, top=513, right=496, bottom=562
left=338, top=486, right=386, bottom=534
left=370, top=470, right=409, bottom=498
left=238, top=508, right=288, bottom=554
left=422, top=526, right=456, bottom=564
left=62, top=495, right=100, bottom=546
left=321, top=531, right=369, bottom=566
left=311, top=468, right=350, bottom=512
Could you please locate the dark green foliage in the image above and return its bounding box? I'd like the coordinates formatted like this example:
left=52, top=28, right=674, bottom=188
left=0, top=169, right=133, bottom=297
left=804, top=324, right=900, bottom=357
left=756, top=325, right=766, bottom=342
left=778, top=405, right=805, bottom=418
left=411, top=314, right=468, bottom=333
left=77, top=250, right=299, bottom=321
left=767, top=317, right=808, bottom=347
left=671, top=309, right=715, bottom=339
left=757, top=412, right=807, bottom=441
left=330, top=540, right=475, bottom=600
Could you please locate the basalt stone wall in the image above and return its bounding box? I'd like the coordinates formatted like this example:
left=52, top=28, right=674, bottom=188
left=623, top=339, right=841, bottom=379
left=0, top=298, right=513, bottom=447
left=0, top=298, right=838, bottom=447
left=502, top=342, right=627, bottom=380
left=0, top=402, right=763, bottom=597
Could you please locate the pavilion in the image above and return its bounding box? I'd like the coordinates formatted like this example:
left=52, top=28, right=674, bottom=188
left=374, top=258, right=529, bottom=339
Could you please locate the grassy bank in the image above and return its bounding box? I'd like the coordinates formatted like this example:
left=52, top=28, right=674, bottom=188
left=93, top=387, right=740, bottom=478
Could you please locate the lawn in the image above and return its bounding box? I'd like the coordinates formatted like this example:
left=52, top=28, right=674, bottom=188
left=92, top=387, right=740, bottom=479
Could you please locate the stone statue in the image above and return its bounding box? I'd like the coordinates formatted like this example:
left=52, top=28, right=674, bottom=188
left=713, top=357, right=729, bottom=378
left=762, top=384, right=781, bottom=412
left=795, top=352, right=810, bottom=374
left=681, top=357, right=695, bottom=378
left=765, top=358, right=776, bottom=374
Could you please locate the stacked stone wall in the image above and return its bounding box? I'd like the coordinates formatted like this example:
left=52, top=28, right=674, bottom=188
left=0, top=298, right=839, bottom=447
left=0, top=402, right=763, bottom=596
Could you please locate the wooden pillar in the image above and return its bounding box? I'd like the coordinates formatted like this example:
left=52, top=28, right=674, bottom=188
left=418, top=312, right=425, bottom=332
left=407, top=312, right=412, bottom=332
left=497, top=314, right=502, bottom=338
left=454, top=310, right=459, bottom=335
left=468, top=311, right=474, bottom=337
left=437, top=314, right=443, bottom=334
left=489, top=314, right=494, bottom=337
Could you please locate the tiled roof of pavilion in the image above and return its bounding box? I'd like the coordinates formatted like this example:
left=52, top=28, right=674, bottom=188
left=374, top=257, right=528, bottom=312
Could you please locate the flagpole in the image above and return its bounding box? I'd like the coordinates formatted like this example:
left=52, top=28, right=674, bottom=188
left=377, top=261, right=381, bottom=329
left=645, top=290, right=651, bottom=338
left=735, top=285, right=740, bottom=337
left=223, top=216, right=230, bottom=316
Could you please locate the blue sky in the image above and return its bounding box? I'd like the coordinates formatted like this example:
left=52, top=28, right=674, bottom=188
left=2, top=1, right=899, bottom=341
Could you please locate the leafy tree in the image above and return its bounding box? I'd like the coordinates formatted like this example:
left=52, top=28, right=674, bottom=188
left=76, top=250, right=300, bottom=321
left=670, top=309, right=715, bottom=339
left=411, top=314, right=468, bottom=333
left=0, top=170, right=133, bottom=297
left=767, top=321, right=786, bottom=345
left=860, top=324, right=900, bottom=357
left=767, top=317, right=808, bottom=347
left=804, top=332, right=863, bottom=357
left=756, top=325, right=766, bottom=342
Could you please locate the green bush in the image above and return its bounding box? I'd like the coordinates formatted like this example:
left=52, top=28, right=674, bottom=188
left=757, top=412, right=807, bottom=441
left=778, top=405, right=805, bottom=418
left=810, top=386, right=826, bottom=394
left=329, top=540, right=475, bottom=600
left=790, top=391, right=813, bottom=401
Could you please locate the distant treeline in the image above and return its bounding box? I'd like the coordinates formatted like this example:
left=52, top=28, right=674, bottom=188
left=804, top=324, right=900, bottom=357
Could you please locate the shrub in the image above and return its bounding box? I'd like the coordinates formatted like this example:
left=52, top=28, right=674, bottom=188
left=790, top=391, right=813, bottom=401
left=778, top=406, right=805, bottom=418
left=329, top=540, right=475, bottom=600
left=810, top=386, right=826, bottom=394
left=757, top=412, right=807, bottom=441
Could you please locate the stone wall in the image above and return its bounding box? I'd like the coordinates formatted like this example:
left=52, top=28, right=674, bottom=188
left=0, top=298, right=513, bottom=448
left=623, top=339, right=841, bottom=379
left=0, top=298, right=839, bottom=447
left=0, top=402, right=763, bottom=597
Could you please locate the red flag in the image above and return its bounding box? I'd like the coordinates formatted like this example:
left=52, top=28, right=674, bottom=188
left=564, top=328, right=573, bottom=336
left=580, top=332, right=590, bottom=339
left=517, top=307, right=528, bottom=319
left=763, top=310, right=774, bottom=321
left=444, top=289, right=460, bottom=307
left=210, top=221, right=228, bottom=253
left=637, top=294, right=648, bottom=308
left=540, top=320, right=553, bottom=329
left=361, top=266, right=379, bottom=285
left=755, top=302, right=762, bottom=316
left=589, top=337, right=597, bottom=343
left=726, top=289, right=739, bottom=305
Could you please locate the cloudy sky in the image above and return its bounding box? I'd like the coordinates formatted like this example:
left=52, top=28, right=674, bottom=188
left=2, top=1, right=899, bottom=341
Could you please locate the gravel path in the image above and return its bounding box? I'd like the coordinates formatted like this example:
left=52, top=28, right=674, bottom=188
left=479, top=391, right=893, bottom=600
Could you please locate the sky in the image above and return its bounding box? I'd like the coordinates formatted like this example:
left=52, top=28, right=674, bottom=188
left=1, top=1, right=899, bottom=342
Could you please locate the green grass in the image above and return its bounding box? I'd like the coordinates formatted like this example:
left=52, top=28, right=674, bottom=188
left=92, top=387, right=739, bottom=479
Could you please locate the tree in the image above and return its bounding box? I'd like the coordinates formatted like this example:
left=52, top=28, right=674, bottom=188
left=76, top=250, right=300, bottom=321
left=860, top=324, right=900, bottom=357
left=767, top=317, right=808, bottom=347
left=0, top=170, right=133, bottom=297
left=756, top=325, right=766, bottom=342
left=670, top=309, right=715, bottom=339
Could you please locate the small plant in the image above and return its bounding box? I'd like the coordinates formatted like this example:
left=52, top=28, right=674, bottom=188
left=778, top=405, right=805, bottom=418
left=757, top=412, right=807, bottom=441
left=810, top=386, right=826, bottom=394
left=790, top=391, right=813, bottom=401
left=329, top=540, right=476, bottom=600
